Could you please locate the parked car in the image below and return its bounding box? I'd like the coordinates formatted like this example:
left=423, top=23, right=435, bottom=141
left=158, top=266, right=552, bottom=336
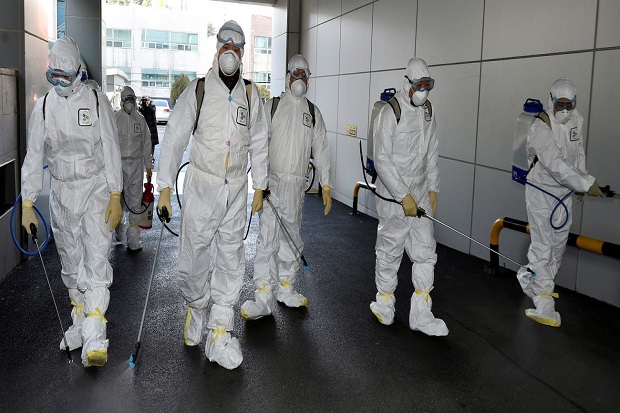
left=153, top=99, right=171, bottom=124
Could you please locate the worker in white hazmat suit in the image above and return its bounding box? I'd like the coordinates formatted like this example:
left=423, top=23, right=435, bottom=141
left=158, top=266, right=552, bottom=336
left=114, top=86, right=153, bottom=251
left=370, top=57, right=448, bottom=336
left=241, top=54, right=332, bottom=320
left=21, top=36, right=123, bottom=367
left=156, top=20, right=269, bottom=370
left=516, top=78, right=605, bottom=327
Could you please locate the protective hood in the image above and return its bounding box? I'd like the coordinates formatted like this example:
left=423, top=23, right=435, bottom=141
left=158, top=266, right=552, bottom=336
left=547, top=78, right=576, bottom=110
left=216, top=20, right=245, bottom=57
left=402, top=58, right=430, bottom=93
left=285, top=54, right=310, bottom=98
left=121, top=86, right=136, bottom=101
left=83, top=79, right=100, bottom=90
left=49, top=36, right=83, bottom=97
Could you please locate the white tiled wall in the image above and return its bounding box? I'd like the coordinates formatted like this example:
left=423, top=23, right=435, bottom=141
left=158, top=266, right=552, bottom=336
left=298, top=0, right=620, bottom=306
left=337, top=72, right=370, bottom=139
left=482, top=0, right=597, bottom=59
left=315, top=18, right=341, bottom=76
left=416, top=0, right=484, bottom=65
left=339, top=5, right=372, bottom=74
left=370, top=0, right=416, bottom=72
left=318, top=0, right=341, bottom=24
left=313, top=76, right=339, bottom=132
left=597, top=0, right=620, bottom=48
left=431, top=63, right=480, bottom=163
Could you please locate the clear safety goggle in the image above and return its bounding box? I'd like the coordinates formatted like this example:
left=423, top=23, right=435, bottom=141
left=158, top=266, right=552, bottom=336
left=217, top=26, right=245, bottom=48
left=290, top=67, right=310, bottom=81
left=46, top=66, right=80, bottom=87
left=405, top=76, right=435, bottom=92
left=552, top=96, right=576, bottom=112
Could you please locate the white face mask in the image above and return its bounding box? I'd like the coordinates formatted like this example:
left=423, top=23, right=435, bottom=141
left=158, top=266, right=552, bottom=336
left=290, top=79, right=307, bottom=98
left=123, top=102, right=135, bottom=114
left=219, top=50, right=240, bottom=75
left=54, top=84, right=73, bottom=97
left=411, top=90, right=429, bottom=106
left=554, top=109, right=572, bottom=124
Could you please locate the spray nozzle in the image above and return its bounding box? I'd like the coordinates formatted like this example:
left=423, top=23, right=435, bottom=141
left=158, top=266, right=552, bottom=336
left=416, top=207, right=426, bottom=218
left=158, top=206, right=171, bottom=223
left=30, top=223, right=38, bottom=243
left=601, top=185, right=616, bottom=198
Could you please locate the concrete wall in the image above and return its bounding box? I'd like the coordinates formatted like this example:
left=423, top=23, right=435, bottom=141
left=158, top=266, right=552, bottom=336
left=0, top=0, right=52, bottom=280
left=298, top=0, right=620, bottom=306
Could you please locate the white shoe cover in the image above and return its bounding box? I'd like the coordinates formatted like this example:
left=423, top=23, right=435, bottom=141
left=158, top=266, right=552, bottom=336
left=184, top=306, right=206, bottom=346
left=60, top=289, right=85, bottom=351
left=205, top=329, right=243, bottom=370
left=81, top=316, right=108, bottom=367
left=370, top=301, right=395, bottom=325
left=276, top=283, right=307, bottom=307
left=241, top=288, right=275, bottom=320
left=59, top=325, right=83, bottom=351
left=410, top=293, right=448, bottom=336
left=525, top=295, right=561, bottom=327
left=370, top=292, right=395, bottom=325
left=410, top=310, right=449, bottom=336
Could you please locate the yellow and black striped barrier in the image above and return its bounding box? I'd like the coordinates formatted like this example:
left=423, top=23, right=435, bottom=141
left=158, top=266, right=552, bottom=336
left=490, top=216, right=620, bottom=275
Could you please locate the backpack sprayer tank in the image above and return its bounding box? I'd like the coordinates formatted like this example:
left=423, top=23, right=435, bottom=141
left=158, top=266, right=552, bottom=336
left=366, top=88, right=397, bottom=183
left=512, top=98, right=544, bottom=184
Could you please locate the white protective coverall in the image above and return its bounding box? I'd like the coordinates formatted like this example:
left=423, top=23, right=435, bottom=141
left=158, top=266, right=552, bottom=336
left=157, top=41, right=269, bottom=369
left=115, top=86, right=153, bottom=251
left=241, top=54, right=331, bottom=320
left=21, top=36, right=122, bottom=366
left=516, top=79, right=596, bottom=327
left=370, top=58, right=448, bottom=336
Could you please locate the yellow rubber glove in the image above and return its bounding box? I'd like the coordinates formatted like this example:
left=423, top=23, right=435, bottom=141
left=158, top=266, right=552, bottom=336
left=587, top=181, right=605, bottom=198
left=146, top=168, right=152, bottom=181
left=105, top=192, right=122, bottom=231
left=429, top=191, right=437, bottom=215
left=401, top=194, right=418, bottom=217
left=252, top=189, right=263, bottom=214
left=322, top=185, right=332, bottom=215
left=158, top=187, right=172, bottom=217
left=21, top=199, right=39, bottom=234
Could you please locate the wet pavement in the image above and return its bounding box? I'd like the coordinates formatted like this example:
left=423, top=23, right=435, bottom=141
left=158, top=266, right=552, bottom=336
left=2, top=125, right=620, bottom=412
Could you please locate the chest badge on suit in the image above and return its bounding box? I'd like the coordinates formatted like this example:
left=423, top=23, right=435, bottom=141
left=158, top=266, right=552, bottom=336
left=134, top=123, right=142, bottom=133
left=570, top=127, right=578, bottom=141
left=423, top=105, right=431, bottom=122
left=237, top=106, right=248, bottom=126
left=78, top=109, right=92, bottom=126
left=303, top=113, right=313, bottom=128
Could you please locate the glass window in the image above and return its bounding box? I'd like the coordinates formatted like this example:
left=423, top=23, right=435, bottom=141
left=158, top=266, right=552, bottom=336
left=254, top=36, right=271, bottom=55
left=254, top=36, right=271, bottom=48
left=106, top=28, right=132, bottom=48
left=142, top=70, right=197, bottom=88
left=142, top=30, right=198, bottom=51
left=252, top=72, right=271, bottom=83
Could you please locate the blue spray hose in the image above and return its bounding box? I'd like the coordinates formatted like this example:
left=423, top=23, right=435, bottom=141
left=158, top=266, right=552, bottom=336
left=524, top=181, right=572, bottom=230
left=10, top=165, right=51, bottom=255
